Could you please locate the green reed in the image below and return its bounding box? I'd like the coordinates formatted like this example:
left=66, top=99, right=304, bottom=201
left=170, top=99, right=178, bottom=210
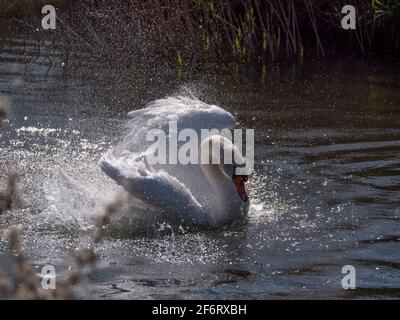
left=56, top=0, right=397, bottom=66
left=3, top=0, right=397, bottom=66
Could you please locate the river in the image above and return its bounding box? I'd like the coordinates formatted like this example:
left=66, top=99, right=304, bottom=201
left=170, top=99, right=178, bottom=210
left=0, top=37, right=400, bottom=299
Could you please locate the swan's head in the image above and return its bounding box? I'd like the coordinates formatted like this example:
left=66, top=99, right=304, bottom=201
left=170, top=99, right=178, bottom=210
left=199, top=135, right=249, bottom=202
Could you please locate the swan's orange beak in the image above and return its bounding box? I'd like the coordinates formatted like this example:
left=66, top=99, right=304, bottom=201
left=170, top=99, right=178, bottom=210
left=233, top=175, right=248, bottom=202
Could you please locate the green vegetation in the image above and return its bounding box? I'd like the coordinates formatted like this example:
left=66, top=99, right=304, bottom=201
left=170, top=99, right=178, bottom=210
left=2, top=0, right=399, bottom=66
left=64, top=0, right=400, bottom=65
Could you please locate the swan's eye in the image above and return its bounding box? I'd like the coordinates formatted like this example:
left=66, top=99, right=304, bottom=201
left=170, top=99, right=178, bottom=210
left=232, top=173, right=248, bottom=181
left=233, top=161, right=248, bottom=177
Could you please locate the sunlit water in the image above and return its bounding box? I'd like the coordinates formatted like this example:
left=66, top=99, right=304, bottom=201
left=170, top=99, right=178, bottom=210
left=1, top=39, right=400, bottom=299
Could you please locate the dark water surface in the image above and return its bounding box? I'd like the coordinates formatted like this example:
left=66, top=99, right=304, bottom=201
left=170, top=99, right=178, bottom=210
left=1, top=39, right=400, bottom=299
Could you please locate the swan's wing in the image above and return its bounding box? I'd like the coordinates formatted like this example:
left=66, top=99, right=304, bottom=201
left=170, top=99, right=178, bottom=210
left=117, top=96, right=236, bottom=154
left=99, top=151, right=215, bottom=228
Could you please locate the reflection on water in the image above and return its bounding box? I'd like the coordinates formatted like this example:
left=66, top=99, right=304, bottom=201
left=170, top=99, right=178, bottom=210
left=1, top=38, right=400, bottom=299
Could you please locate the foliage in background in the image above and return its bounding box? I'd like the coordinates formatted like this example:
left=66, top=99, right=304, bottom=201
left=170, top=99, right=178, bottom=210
left=62, top=0, right=400, bottom=66
left=1, top=0, right=399, bottom=67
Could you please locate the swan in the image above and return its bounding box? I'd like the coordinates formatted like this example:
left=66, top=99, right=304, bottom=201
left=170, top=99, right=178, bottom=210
left=99, top=96, right=250, bottom=234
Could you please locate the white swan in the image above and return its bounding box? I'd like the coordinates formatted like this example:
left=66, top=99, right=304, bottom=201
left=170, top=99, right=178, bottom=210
left=99, top=96, right=250, bottom=234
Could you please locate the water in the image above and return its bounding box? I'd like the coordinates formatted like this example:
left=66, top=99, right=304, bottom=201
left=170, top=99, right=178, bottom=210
left=1, top=38, right=400, bottom=299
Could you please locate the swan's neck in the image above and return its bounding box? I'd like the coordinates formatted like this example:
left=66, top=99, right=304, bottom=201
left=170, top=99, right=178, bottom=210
left=203, top=164, right=246, bottom=225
